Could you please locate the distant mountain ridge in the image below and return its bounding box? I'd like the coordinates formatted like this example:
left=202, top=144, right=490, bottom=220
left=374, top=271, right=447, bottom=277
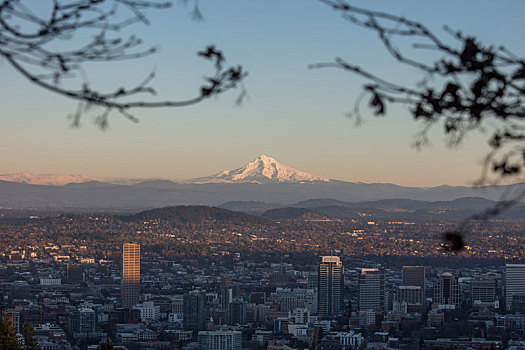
left=254, top=197, right=525, bottom=221
left=0, top=173, right=101, bottom=186
left=121, top=205, right=269, bottom=225
left=1, top=154, right=328, bottom=186
left=221, top=196, right=503, bottom=213
left=2, top=155, right=525, bottom=210
left=1, top=178, right=524, bottom=211
left=0, top=173, right=151, bottom=186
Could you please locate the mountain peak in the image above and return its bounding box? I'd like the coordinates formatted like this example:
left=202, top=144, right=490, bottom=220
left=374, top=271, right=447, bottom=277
left=257, top=154, right=276, bottom=162
left=193, top=155, right=330, bottom=184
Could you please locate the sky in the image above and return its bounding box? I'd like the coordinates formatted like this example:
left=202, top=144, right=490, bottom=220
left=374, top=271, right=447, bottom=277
left=1, top=0, right=524, bottom=187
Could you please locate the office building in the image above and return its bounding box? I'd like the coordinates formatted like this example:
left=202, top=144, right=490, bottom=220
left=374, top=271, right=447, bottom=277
left=471, top=278, right=496, bottom=304
left=134, top=301, right=161, bottom=322
left=228, top=298, right=246, bottom=325
left=505, top=264, right=525, bottom=311
left=66, top=263, right=84, bottom=284
left=308, top=271, right=319, bottom=290
left=122, top=243, right=140, bottom=308
left=397, top=286, right=424, bottom=305
left=70, top=308, right=96, bottom=334
left=183, top=292, right=206, bottom=332
left=79, top=308, right=96, bottom=333
left=198, top=330, right=242, bottom=350
left=358, top=268, right=386, bottom=312
left=318, top=256, right=344, bottom=317
left=220, top=286, right=233, bottom=309
left=402, top=266, right=425, bottom=288
left=511, top=294, right=525, bottom=313
left=434, top=272, right=460, bottom=309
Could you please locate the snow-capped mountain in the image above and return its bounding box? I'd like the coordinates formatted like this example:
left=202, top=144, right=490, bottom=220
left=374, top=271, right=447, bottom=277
left=191, top=154, right=330, bottom=184
left=0, top=155, right=328, bottom=186
left=0, top=173, right=101, bottom=186
left=0, top=173, right=146, bottom=186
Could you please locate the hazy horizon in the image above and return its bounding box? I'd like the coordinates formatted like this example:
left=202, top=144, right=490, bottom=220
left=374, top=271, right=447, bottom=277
left=2, top=152, right=524, bottom=188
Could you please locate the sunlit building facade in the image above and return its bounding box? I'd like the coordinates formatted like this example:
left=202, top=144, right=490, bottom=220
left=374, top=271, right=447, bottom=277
left=122, top=243, right=141, bottom=308
left=318, top=256, right=344, bottom=317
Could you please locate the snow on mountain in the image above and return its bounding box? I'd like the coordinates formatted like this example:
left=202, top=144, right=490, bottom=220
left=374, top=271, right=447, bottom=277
left=0, top=173, right=102, bottom=186
left=0, top=155, right=328, bottom=186
left=0, top=173, right=148, bottom=186
left=191, top=154, right=330, bottom=184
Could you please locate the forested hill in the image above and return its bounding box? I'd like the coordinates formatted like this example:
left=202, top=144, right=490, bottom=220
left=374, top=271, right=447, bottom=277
left=120, top=205, right=270, bottom=225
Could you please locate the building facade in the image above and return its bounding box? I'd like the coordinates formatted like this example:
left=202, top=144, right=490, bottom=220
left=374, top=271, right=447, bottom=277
left=471, top=278, right=496, bottom=304
left=198, top=331, right=242, bottom=350
left=358, top=268, right=386, bottom=312
left=434, top=272, right=460, bottom=309
left=183, top=292, right=206, bottom=332
left=122, top=243, right=141, bottom=308
left=402, top=266, right=425, bottom=288
left=505, top=264, right=525, bottom=311
left=318, top=256, right=344, bottom=317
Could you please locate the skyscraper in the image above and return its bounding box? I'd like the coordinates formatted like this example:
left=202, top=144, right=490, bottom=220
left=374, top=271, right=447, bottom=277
left=122, top=243, right=140, bottom=308
left=228, top=298, right=246, bottom=325
left=402, top=266, right=425, bottom=288
left=358, top=268, right=386, bottom=312
left=318, top=256, right=344, bottom=317
left=399, top=266, right=425, bottom=312
left=434, top=272, right=460, bottom=309
left=505, top=264, right=525, bottom=311
left=183, top=292, right=206, bottom=332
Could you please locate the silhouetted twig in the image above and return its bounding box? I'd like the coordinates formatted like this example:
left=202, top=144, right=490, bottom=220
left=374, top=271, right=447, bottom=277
left=315, top=0, right=525, bottom=250
left=0, top=1, right=247, bottom=128
left=314, top=0, right=524, bottom=183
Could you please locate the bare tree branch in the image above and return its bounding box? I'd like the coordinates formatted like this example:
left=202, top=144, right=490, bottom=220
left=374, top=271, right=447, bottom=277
left=316, top=0, right=525, bottom=250
left=0, top=0, right=247, bottom=128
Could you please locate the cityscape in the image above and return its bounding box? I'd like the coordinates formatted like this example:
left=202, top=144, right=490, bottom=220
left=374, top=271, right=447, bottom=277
left=1, top=0, right=525, bottom=349
left=0, top=202, right=525, bottom=349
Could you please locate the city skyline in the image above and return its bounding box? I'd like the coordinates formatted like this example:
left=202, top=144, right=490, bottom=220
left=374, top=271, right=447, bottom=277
left=1, top=1, right=524, bottom=187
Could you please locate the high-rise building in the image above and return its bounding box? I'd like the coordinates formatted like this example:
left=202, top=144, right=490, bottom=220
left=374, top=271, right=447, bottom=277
left=358, top=268, right=386, bottom=312
left=79, top=308, right=96, bottom=333
left=505, top=264, right=525, bottom=311
left=122, top=243, right=140, bottom=308
left=471, top=278, right=496, bottom=304
left=220, top=286, right=233, bottom=309
left=434, top=272, right=460, bottom=309
left=402, top=266, right=425, bottom=288
left=318, top=256, right=344, bottom=317
left=66, top=263, right=84, bottom=284
left=69, top=307, right=95, bottom=335
left=308, top=271, right=319, bottom=290
left=228, top=298, right=246, bottom=325
left=183, top=292, right=206, bottom=332
left=198, top=330, right=242, bottom=350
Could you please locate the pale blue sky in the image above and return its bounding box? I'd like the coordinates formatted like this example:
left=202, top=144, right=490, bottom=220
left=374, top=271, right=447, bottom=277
left=1, top=1, right=524, bottom=186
